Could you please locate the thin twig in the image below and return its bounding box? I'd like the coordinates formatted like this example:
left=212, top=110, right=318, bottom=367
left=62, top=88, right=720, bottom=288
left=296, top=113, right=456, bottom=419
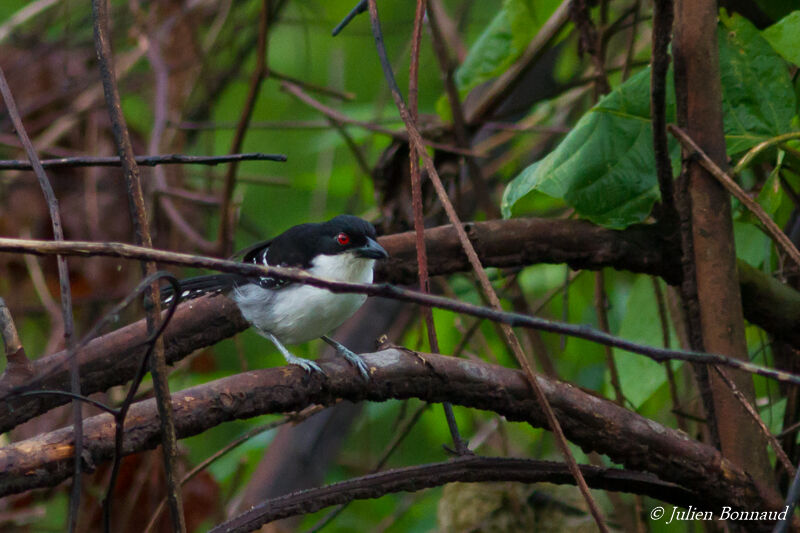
left=366, top=1, right=607, bottom=528
left=0, top=0, right=60, bottom=43
left=331, top=0, right=367, bottom=36
left=0, top=152, right=286, bottom=170
left=621, top=0, right=641, bottom=81
left=595, top=271, right=624, bottom=405
left=268, top=68, right=355, bottom=101
left=733, top=132, right=800, bottom=176
left=0, top=66, right=82, bottom=532
left=1, top=236, right=799, bottom=386
left=775, top=459, right=800, bottom=533
left=329, top=116, right=373, bottom=177
left=16, top=390, right=118, bottom=415
left=571, top=0, right=610, bottom=96
left=22, top=250, right=64, bottom=355
left=174, top=118, right=401, bottom=131
left=217, top=0, right=271, bottom=257
left=0, top=299, right=23, bottom=360
left=308, top=403, right=429, bottom=532
left=154, top=187, right=221, bottom=206
left=280, top=80, right=477, bottom=157
left=0, top=298, right=33, bottom=389
left=36, top=46, right=146, bottom=149
left=425, top=1, right=497, bottom=217
left=669, top=124, right=800, bottom=268
left=90, top=0, right=185, bottom=530
left=405, top=0, right=467, bottom=457
left=651, top=0, right=676, bottom=225
left=652, top=278, right=688, bottom=433
left=713, top=367, right=796, bottom=477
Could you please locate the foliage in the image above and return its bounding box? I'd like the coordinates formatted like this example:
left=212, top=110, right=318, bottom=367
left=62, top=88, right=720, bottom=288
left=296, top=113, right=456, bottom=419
left=503, top=11, right=799, bottom=227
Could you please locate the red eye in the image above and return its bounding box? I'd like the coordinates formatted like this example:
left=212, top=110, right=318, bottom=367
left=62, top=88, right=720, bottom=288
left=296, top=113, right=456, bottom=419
left=336, top=232, right=350, bottom=245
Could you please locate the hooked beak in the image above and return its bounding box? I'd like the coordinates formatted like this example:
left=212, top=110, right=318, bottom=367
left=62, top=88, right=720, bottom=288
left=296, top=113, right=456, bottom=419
left=355, top=237, right=388, bottom=259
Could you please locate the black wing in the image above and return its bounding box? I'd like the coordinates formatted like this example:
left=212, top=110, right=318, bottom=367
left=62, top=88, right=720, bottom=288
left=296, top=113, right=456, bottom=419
left=237, top=239, right=293, bottom=290
left=161, top=238, right=297, bottom=305
left=160, top=273, right=248, bottom=304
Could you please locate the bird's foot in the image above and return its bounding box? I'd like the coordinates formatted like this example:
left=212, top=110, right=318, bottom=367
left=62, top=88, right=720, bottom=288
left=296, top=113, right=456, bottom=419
left=283, top=353, right=324, bottom=375
left=323, top=336, right=370, bottom=380
left=263, top=331, right=325, bottom=375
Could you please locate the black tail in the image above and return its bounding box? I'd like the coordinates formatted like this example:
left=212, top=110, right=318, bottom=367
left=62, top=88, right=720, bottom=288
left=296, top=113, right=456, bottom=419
left=160, top=273, right=248, bottom=305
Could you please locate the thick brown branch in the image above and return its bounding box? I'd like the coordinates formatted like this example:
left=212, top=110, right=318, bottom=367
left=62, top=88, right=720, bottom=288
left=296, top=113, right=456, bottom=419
left=378, top=218, right=680, bottom=283
left=0, top=350, right=783, bottom=522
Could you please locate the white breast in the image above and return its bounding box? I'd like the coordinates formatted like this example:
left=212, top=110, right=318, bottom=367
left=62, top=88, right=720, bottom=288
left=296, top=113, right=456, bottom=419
left=233, top=252, right=374, bottom=345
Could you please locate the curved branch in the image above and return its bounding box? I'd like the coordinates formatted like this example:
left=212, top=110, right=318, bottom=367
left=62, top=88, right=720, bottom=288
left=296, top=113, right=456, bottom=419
left=0, top=349, right=780, bottom=519
left=212, top=457, right=696, bottom=533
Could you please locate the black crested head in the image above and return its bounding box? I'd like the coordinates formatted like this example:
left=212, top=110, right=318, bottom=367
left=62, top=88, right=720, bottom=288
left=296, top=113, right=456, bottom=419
left=264, top=215, right=386, bottom=268
left=324, top=215, right=378, bottom=240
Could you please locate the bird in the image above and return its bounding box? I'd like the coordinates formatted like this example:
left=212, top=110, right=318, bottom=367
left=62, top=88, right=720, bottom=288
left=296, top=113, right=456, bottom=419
left=162, top=215, right=388, bottom=379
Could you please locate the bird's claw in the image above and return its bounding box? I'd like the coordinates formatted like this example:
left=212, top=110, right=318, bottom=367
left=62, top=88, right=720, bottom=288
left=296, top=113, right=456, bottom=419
left=337, top=346, right=370, bottom=381
left=322, top=336, right=370, bottom=381
left=285, top=355, right=324, bottom=375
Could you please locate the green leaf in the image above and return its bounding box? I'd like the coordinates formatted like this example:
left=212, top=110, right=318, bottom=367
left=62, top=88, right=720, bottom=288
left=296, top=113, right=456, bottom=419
left=719, top=11, right=796, bottom=154
left=501, top=68, right=674, bottom=228
left=506, top=0, right=538, bottom=52
left=612, top=276, right=679, bottom=408
left=762, top=11, right=800, bottom=67
left=765, top=398, right=787, bottom=436
left=455, top=0, right=554, bottom=95
left=455, top=8, right=515, bottom=94
left=734, top=221, right=770, bottom=268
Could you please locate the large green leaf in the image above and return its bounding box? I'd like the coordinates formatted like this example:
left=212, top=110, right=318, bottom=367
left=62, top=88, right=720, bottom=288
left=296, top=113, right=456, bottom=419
left=503, top=13, right=797, bottom=228
left=762, top=11, right=800, bottom=67
left=719, top=11, right=796, bottom=154
left=501, top=68, right=674, bottom=228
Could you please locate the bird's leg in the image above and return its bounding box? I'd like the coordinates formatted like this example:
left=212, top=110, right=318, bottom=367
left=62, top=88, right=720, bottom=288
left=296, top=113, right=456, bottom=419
left=264, top=332, right=323, bottom=374
left=322, top=336, right=370, bottom=381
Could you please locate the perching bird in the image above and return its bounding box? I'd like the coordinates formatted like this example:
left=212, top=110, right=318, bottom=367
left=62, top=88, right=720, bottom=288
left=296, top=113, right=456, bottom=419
left=162, top=215, right=388, bottom=379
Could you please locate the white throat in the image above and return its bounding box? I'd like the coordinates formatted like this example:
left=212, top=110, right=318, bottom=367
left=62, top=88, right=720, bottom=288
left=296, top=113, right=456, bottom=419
left=308, top=252, right=375, bottom=284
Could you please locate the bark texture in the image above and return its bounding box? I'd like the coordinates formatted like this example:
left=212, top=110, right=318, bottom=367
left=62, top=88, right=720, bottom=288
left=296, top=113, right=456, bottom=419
left=673, top=0, right=774, bottom=487
left=0, top=349, right=781, bottom=520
